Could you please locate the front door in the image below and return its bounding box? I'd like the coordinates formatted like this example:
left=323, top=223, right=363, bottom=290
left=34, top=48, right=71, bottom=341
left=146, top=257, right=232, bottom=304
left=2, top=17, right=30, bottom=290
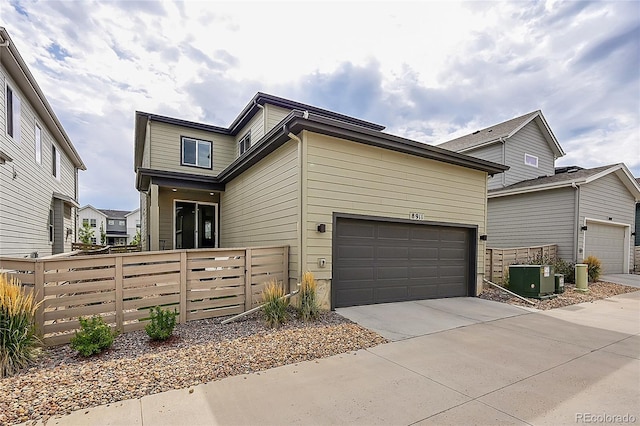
left=175, top=201, right=217, bottom=249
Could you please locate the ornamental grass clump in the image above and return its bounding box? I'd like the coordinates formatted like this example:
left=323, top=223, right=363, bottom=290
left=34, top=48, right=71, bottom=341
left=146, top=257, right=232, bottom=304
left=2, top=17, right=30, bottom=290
left=261, top=279, right=289, bottom=328
left=0, top=274, right=42, bottom=377
left=298, top=271, right=319, bottom=322
left=70, top=316, right=116, bottom=357
left=584, top=255, right=601, bottom=283
left=145, top=306, right=177, bottom=341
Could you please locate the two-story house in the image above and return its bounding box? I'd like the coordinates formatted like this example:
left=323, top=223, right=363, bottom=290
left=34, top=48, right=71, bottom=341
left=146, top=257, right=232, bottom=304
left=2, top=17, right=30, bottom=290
left=439, top=111, right=640, bottom=274
left=0, top=28, right=85, bottom=258
left=77, top=206, right=140, bottom=245
left=134, top=92, right=508, bottom=309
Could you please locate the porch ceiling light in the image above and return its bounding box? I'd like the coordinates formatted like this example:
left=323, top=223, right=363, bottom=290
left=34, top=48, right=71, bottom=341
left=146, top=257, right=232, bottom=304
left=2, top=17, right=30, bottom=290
left=172, top=188, right=177, bottom=192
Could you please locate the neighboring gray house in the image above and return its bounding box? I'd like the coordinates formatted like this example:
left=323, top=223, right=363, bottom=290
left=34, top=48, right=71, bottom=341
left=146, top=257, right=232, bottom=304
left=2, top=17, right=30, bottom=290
left=439, top=111, right=640, bottom=274
left=0, top=28, right=86, bottom=257
left=77, top=205, right=140, bottom=245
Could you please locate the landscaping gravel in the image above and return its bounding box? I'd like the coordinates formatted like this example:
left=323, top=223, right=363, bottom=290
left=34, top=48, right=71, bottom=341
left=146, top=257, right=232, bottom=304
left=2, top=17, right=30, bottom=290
left=1, top=309, right=388, bottom=425
left=479, top=280, right=639, bottom=310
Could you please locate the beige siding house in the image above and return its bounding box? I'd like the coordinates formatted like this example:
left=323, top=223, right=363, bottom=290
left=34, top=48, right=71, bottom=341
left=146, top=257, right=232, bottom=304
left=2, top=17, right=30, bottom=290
left=439, top=112, right=640, bottom=274
left=0, top=28, right=85, bottom=258
left=134, top=93, right=507, bottom=308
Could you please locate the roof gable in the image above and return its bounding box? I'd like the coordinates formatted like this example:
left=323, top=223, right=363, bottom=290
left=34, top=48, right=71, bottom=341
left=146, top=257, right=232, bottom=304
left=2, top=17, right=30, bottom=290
left=438, top=110, right=565, bottom=158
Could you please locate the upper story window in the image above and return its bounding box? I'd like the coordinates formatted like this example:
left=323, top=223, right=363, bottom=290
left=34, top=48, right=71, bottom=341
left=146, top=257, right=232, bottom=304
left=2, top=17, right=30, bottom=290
left=108, top=220, right=115, bottom=226
left=118, top=220, right=125, bottom=226
left=82, top=218, right=89, bottom=226
left=181, top=136, right=212, bottom=169
left=90, top=219, right=96, bottom=227
left=524, top=153, right=538, bottom=168
left=52, top=144, right=61, bottom=180
left=238, top=131, right=251, bottom=156
left=5, top=85, right=21, bottom=143
left=35, top=124, right=42, bottom=164
left=48, top=209, right=54, bottom=243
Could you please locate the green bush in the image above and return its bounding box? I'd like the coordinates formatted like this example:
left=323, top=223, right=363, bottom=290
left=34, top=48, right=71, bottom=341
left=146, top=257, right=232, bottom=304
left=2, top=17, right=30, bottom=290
left=70, top=316, right=116, bottom=357
left=553, top=258, right=576, bottom=284
left=262, top=280, right=289, bottom=328
left=298, top=271, right=319, bottom=322
left=145, top=306, right=177, bottom=341
left=0, top=274, right=42, bottom=377
left=585, top=255, right=601, bottom=282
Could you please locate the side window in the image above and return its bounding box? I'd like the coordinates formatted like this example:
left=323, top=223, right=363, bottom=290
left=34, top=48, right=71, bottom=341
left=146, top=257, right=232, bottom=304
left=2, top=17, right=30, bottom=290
left=82, top=218, right=89, bottom=226
left=35, top=124, right=42, bottom=164
left=238, top=132, right=251, bottom=156
left=118, top=220, right=125, bottom=226
left=524, top=153, right=538, bottom=168
left=181, top=137, right=212, bottom=168
left=5, top=85, right=21, bottom=143
left=108, top=220, right=115, bottom=226
left=48, top=209, right=54, bottom=243
left=90, top=219, right=96, bottom=227
left=52, top=144, right=61, bottom=180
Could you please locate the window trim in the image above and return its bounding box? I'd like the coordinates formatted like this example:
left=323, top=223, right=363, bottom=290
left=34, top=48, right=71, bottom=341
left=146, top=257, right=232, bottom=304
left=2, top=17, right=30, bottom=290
left=5, top=84, right=21, bottom=143
left=180, top=136, right=212, bottom=169
left=48, top=209, right=54, bottom=244
left=52, top=143, right=61, bottom=180
left=238, top=131, right=251, bottom=156
left=35, top=123, right=42, bottom=164
left=524, top=153, right=538, bottom=168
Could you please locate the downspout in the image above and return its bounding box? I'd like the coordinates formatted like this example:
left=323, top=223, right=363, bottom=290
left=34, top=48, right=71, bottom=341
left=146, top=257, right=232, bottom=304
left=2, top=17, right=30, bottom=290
left=572, top=182, right=580, bottom=262
left=254, top=100, right=266, bottom=135
left=500, top=137, right=506, bottom=188
left=285, top=123, right=303, bottom=292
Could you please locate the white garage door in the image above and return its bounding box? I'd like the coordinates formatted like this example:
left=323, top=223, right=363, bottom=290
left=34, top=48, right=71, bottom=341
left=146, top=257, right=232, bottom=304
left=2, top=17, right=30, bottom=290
left=584, top=222, right=626, bottom=274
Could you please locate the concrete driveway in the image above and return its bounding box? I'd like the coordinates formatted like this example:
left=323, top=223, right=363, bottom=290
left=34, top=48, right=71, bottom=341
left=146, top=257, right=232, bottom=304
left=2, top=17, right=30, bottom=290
left=31, top=293, right=640, bottom=426
left=601, top=273, right=640, bottom=288
left=336, top=297, right=535, bottom=341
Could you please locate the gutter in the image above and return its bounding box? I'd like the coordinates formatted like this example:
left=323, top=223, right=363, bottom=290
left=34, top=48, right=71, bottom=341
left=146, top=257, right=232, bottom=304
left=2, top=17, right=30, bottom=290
left=285, top=123, right=304, bottom=290
left=572, top=182, right=580, bottom=263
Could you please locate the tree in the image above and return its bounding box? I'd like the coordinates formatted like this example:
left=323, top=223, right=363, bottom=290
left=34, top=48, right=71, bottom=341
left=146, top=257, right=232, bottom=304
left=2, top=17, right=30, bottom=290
left=131, top=229, right=141, bottom=246
left=100, top=222, right=106, bottom=245
left=78, top=222, right=95, bottom=244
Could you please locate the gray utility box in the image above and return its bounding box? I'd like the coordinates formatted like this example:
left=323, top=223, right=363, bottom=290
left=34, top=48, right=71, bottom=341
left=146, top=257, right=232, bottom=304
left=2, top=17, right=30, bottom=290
left=509, top=265, right=556, bottom=298
left=555, top=274, right=565, bottom=294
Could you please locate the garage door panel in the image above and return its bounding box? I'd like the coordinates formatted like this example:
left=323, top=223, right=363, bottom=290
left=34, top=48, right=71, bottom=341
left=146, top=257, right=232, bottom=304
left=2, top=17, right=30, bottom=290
left=333, top=218, right=472, bottom=307
left=585, top=222, right=625, bottom=274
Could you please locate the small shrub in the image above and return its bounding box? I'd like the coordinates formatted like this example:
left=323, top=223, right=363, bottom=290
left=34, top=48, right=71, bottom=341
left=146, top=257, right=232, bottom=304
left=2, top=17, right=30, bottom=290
left=145, top=306, right=177, bottom=341
left=70, top=316, right=116, bottom=357
left=0, top=274, right=42, bottom=377
left=584, top=255, right=601, bottom=282
left=262, top=280, right=289, bottom=328
left=298, top=271, right=319, bottom=322
left=553, top=258, right=575, bottom=284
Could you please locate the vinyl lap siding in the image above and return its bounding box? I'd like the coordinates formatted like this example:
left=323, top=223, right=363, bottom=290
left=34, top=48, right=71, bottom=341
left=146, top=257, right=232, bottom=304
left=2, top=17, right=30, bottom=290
left=504, top=121, right=555, bottom=186
left=265, top=104, right=291, bottom=132
left=220, top=140, right=299, bottom=285
left=578, top=172, right=635, bottom=266
left=487, top=187, right=575, bottom=260
left=0, top=67, right=77, bottom=257
left=149, top=121, right=235, bottom=175
left=304, top=132, right=488, bottom=284
left=465, top=143, right=504, bottom=190
left=234, top=110, right=264, bottom=149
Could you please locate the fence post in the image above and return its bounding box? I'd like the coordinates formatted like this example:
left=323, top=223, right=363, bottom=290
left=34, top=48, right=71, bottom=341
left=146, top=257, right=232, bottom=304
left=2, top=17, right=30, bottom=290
left=34, top=260, right=45, bottom=339
left=115, top=256, right=123, bottom=333
left=245, top=248, right=252, bottom=310
left=179, top=251, right=187, bottom=324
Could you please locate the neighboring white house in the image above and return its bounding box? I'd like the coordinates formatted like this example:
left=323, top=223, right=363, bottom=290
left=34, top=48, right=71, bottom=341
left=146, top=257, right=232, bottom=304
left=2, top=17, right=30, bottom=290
left=77, top=205, right=107, bottom=244
left=0, top=27, right=86, bottom=257
left=125, top=208, right=140, bottom=244
left=77, top=206, right=139, bottom=245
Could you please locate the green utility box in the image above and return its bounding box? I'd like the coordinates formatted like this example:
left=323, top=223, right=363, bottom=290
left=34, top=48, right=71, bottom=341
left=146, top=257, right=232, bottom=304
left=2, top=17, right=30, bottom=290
left=508, top=265, right=556, bottom=298
left=554, top=274, right=565, bottom=294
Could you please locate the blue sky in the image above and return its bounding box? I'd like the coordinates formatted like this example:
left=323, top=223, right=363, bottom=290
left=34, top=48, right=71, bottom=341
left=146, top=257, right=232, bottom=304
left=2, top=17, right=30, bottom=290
left=2, top=0, right=639, bottom=210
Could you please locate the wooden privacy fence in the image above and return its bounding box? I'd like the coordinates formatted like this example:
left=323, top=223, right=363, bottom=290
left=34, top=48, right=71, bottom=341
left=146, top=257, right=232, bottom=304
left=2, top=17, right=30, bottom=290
left=0, top=246, right=288, bottom=346
left=485, top=244, right=557, bottom=283
left=635, top=246, right=640, bottom=272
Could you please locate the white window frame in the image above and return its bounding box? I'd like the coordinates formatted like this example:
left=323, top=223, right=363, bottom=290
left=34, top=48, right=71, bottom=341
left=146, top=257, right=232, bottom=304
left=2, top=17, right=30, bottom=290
left=524, top=153, right=538, bottom=168
left=90, top=219, right=97, bottom=227
left=181, top=136, right=212, bottom=169
left=5, top=84, right=21, bottom=144
left=52, top=143, right=61, bottom=181
left=48, top=209, right=54, bottom=244
left=82, top=218, right=89, bottom=226
left=35, top=124, right=42, bottom=164
left=108, top=220, right=115, bottom=226
left=118, top=220, right=125, bottom=226
left=238, top=131, right=251, bottom=156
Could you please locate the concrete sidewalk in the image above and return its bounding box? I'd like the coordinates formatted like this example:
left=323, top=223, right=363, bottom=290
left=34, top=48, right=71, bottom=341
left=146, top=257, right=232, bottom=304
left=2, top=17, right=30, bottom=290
left=601, top=274, right=640, bottom=288
left=32, top=293, right=640, bottom=426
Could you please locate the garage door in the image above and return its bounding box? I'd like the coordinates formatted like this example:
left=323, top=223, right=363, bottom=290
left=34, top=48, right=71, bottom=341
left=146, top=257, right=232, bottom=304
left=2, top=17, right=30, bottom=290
left=585, top=222, right=626, bottom=274
left=333, top=217, right=472, bottom=308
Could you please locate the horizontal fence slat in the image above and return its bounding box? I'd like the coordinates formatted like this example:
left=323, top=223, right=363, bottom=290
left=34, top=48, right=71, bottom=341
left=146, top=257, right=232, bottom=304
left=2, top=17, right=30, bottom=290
left=123, top=262, right=181, bottom=277
left=186, top=305, right=243, bottom=322
left=45, top=267, right=115, bottom=283
left=187, top=268, right=244, bottom=280
left=123, top=295, right=181, bottom=311
left=123, top=283, right=181, bottom=299
left=44, top=303, right=117, bottom=321
left=44, top=279, right=115, bottom=296
left=44, top=291, right=116, bottom=309
left=186, top=295, right=245, bottom=311
left=188, top=277, right=244, bottom=291
left=123, top=272, right=181, bottom=288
